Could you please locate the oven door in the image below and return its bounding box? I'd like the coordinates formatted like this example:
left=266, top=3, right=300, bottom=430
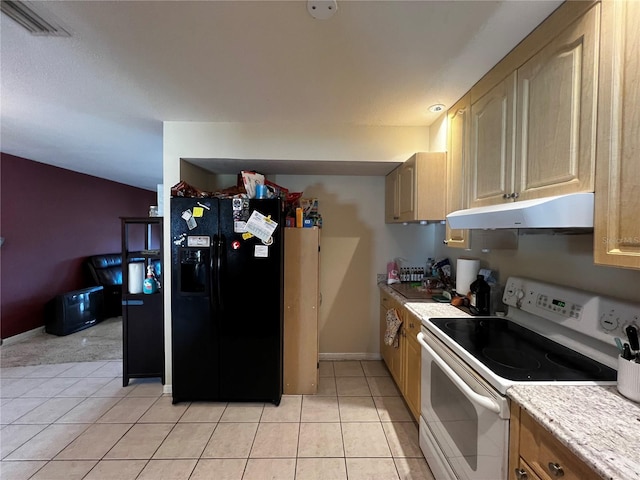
left=417, top=329, right=510, bottom=480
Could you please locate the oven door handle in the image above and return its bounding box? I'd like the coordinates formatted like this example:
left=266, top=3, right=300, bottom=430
left=417, top=332, right=501, bottom=414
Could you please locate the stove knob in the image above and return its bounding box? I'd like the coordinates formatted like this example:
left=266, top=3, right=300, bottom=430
left=599, top=312, right=619, bottom=331
left=504, top=285, right=521, bottom=299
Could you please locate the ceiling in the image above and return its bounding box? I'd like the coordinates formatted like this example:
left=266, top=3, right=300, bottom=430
left=1, top=0, right=562, bottom=190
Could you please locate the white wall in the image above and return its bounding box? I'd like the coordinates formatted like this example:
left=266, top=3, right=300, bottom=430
left=434, top=224, right=640, bottom=304
left=273, top=175, right=440, bottom=356
left=164, top=122, right=430, bottom=162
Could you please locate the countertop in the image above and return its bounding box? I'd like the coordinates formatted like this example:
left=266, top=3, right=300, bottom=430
left=379, top=283, right=470, bottom=319
left=379, top=283, right=640, bottom=480
left=508, top=385, right=640, bottom=480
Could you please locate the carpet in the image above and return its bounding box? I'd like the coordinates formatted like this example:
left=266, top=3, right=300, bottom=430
left=0, top=317, right=123, bottom=368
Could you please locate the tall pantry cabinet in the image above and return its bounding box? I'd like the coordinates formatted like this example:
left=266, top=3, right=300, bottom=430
left=594, top=0, right=640, bottom=270
left=283, top=227, right=321, bottom=394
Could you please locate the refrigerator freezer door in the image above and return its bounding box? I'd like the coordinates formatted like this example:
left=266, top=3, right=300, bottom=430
left=170, top=197, right=219, bottom=403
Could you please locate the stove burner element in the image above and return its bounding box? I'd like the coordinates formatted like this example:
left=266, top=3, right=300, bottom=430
left=428, top=316, right=617, bottom=382
left=545, top=352, right=603, bottom=375
left=443, top=321, right=473, bottom=333
left=482, top=348, right=541, bottom=370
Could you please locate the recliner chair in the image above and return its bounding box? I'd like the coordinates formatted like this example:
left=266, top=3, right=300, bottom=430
left=84, top=253, right=124, bottom=318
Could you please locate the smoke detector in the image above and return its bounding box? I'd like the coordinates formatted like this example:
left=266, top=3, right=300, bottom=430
left=307, top=0, right=338, bottom=20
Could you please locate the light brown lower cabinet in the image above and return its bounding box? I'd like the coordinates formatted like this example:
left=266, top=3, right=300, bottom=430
left=402, top=311, right=422, bottom=421
left=509, top=403, right=600, bottom=480
left=283, top=227, right=320, bottom=395
left=379, top=290, right=421, bottom=422
left=379, top=290, right=404, bottom=387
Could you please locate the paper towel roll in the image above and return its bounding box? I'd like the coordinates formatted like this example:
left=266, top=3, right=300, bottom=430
left=456, top=258, right=480, bottom=296
left=128, top=263, right=144, bottom=294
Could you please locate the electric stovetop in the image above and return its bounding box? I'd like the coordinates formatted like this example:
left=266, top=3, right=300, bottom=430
left=429, top=317, right=617, bottom=382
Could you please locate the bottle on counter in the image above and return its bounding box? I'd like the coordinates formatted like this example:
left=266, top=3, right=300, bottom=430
left=469, top=274, right=490, bottom=315
left=425, top=258, right=434, bottom=277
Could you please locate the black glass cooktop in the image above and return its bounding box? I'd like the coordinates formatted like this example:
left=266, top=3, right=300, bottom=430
left=430, top=317, right=617, bottom=382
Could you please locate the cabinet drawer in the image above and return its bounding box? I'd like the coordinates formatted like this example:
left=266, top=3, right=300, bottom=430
left=515, top=459, right=542, bottom=480
left=404, top=310, right=421, bottom=338
left=380, top=290, right=403, bottom=315
left=519, top=410, right=600, bottom=480
left=380, top=290, right=394, bottom=308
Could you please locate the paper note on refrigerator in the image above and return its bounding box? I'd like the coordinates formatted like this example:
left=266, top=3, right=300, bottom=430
left=245, top=210, right=278, bottom=243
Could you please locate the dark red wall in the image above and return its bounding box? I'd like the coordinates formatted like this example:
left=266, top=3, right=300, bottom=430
left=0, top=153, right=157, bottom=339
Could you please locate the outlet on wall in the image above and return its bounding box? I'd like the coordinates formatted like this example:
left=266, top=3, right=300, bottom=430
left=307, top=0, right=338, bottom=20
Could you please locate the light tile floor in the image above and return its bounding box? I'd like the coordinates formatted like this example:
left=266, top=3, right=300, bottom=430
left=0, top=360, right=435, bottom=480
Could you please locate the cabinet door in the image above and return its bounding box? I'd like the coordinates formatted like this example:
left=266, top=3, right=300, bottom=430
left=403, top=312, right=421, bottom=422
left=514, top=460, right=543, bottom=480
left=398, top=156, right=416, bottom=221
left=515, top=4, right=599, bottom=201
left=379, top=298, right=403, bottom=386
left=124, top=295, right=164, bottom=382
left=594, top=0, right=640, bottom=270
left=445, top=94, right=471, bottom=248
left=469, top=72, right=517, bottom=207
left=385, top=168, right=400, bottom=223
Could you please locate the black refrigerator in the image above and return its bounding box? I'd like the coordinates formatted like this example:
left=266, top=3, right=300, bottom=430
left=170, top=197, right=284, bottom=405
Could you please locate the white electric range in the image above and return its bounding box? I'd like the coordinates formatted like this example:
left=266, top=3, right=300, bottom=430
left=416, top=276, right=639, bottom=480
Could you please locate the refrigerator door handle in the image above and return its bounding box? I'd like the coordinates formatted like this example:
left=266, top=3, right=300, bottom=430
left=216, top=235, right=226, bottom=311
left=211, top=235, right=219, bottom=309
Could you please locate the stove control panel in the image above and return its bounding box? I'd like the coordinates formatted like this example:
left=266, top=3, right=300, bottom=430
left=503, top=277, right=639, bottom=345
left=535, top=294, right=583, bottom=319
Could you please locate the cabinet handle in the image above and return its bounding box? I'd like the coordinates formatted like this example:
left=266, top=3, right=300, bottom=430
left=443, top=239, right=449, bottom=245
left=512, top=192, right=520, bottom=199
left=409, top=322, right=415, bottom=328
left=514, top=468, right=528, bottom=480
left=503, top=193, right=511, bottom=199
left=547, top=462, right=564, bottom=477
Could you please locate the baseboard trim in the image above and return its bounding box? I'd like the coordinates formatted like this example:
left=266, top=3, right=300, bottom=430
left=1, top=326, right=45, bottom=346
left=319, top=352, right=382, bottom=361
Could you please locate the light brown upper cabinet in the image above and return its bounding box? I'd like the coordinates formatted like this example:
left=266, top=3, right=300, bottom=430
left=384, top=152, right=446, bottom=224
left=444, top=94, right=471, bottom=249
left=384, top=168, right=400, bottom=223
left=469, top=73, right=517, bottom=208
left=594, top=0, right=640, bottom=270
left=469, top=4, right=599, bottom=208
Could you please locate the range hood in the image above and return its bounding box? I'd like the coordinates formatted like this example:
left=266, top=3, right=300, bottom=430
left=446, top=193, right=594, bottom=229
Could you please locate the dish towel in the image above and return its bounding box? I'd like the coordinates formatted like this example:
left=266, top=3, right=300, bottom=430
left=385, top=308, right=403, bottom=348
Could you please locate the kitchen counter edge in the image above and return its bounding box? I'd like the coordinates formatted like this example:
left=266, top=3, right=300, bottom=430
left=507, top=384, right=640, bottom=480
